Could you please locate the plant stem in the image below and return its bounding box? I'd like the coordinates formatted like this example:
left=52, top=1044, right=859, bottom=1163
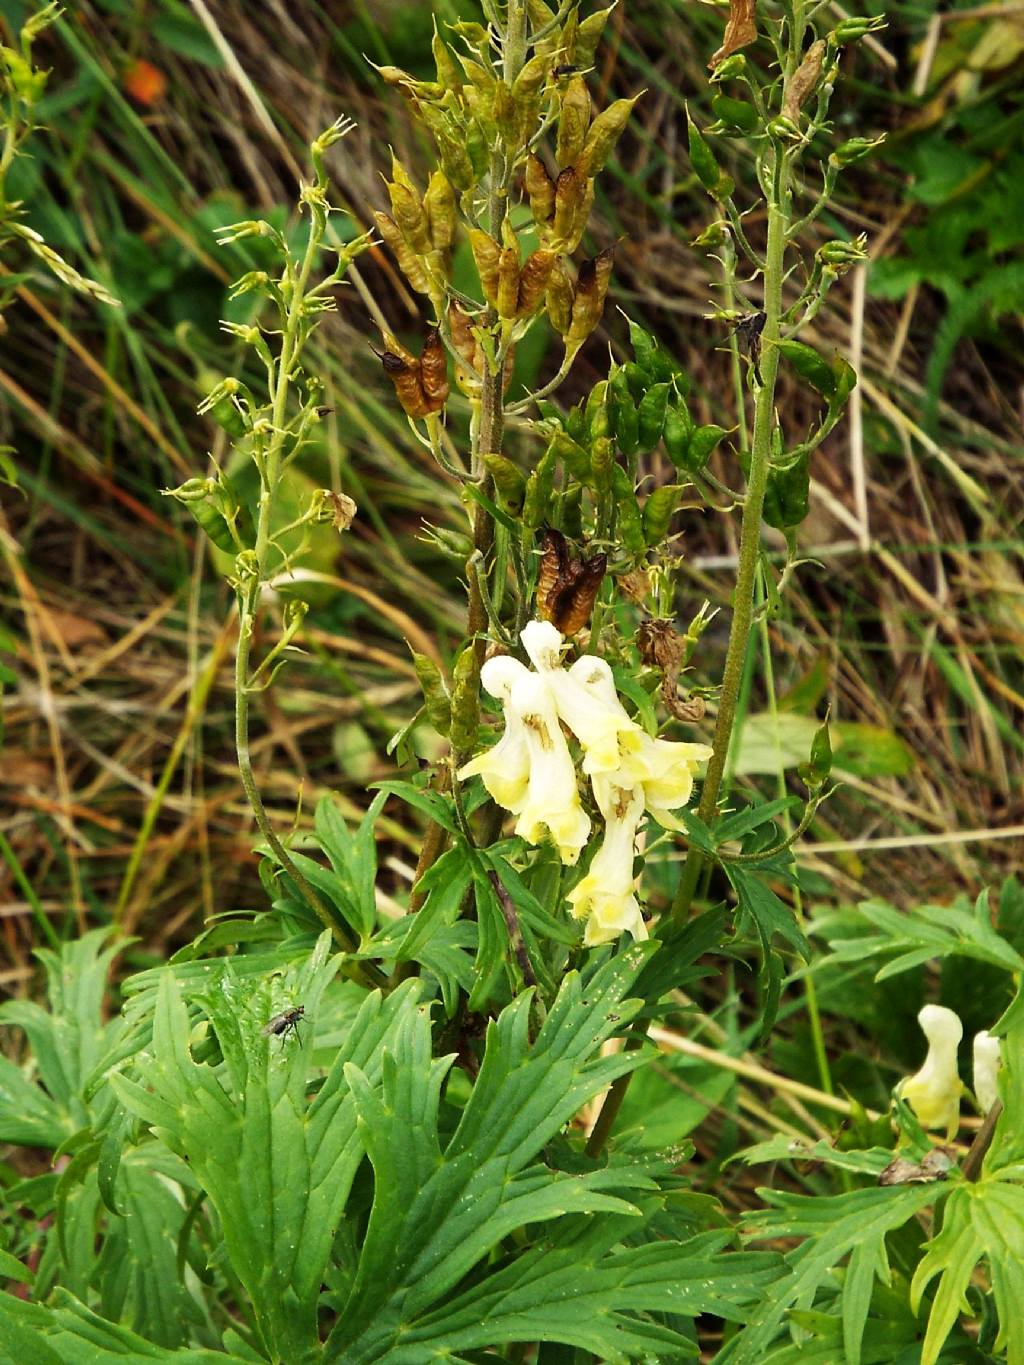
left=670, top=155, right=790, bottom=924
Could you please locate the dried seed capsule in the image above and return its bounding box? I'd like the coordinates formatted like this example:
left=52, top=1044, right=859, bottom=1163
left=517, top=249, right=558, bottom=316
left=567, top=246, right=615, bottom=346
left=525, top=153, right=556, bottom=227
left=376, top=333, right=429, bottom=419
left=577, top=94, right=639, bottom=177
left=496, top=246, right=521, bottom=319
left=783, top=39, right=826, bottom=121
left=448, top=301, right=478, bottom=367
left=373, top=211, right=433, bottom=295
left=545, top=261, right=574, bottom=335
left=423, top=170, right=457, bottom=256
left=552, top=166, right=583, bottom=245
left=536, top=528, right=606, bottom=635
left=449, top=645, right=481, bottom=759
left=419, top=328, right=449, bottom=411
left=556, top=75, right=592, bottom=167
left=388, top=180, right=431, bottom=255
left=469, top=229, right=502, bottom=307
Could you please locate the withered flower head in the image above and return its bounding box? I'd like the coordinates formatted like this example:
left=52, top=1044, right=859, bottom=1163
left=537, top=527, right=606, bottom=636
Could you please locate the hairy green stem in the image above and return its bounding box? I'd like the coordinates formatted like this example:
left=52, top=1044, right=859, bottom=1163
left=670, top=161, right=790, bottom=923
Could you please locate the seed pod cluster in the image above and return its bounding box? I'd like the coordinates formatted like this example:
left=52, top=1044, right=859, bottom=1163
left=469, top=229, right=560, bottom=322
left=374, top=159, right=456, bottom=306
left=448, top=302, right=515, bottom=400
left=376, top=328, right=450, bottom=420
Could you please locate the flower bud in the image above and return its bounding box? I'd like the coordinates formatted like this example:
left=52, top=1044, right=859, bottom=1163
left=973, top=1032, right=1001, bottom=1115
left=766, top=115, right=803, bottom=143
left=710, top=53, right=747, bottom=82
left=832, top=14, right=888, bottom=42
left=164, top=477, right=217, bottom=504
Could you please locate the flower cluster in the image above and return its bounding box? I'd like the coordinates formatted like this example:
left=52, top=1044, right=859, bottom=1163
left=457, top=620, right=712, bottom=947
left=900, top=1004, right=1003, bottom=1137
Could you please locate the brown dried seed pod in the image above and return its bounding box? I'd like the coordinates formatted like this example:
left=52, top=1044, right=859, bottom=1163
left=419, top=327, right=450, bottom=410
left=536, top=528, right=607, bottom=636
left=782, top=38, right=826, bottom=121
left=636, top=617, right=705, bottom=720
left=567, top=245, right=615, bottom=346
left=469, top=228, right=501, bottom=308
left=378, top=348, right=429, bottom=419
left=517, top=249, right=558, bottom=317
left=525, top=153, right=556, bottom=227
left=545, top=262, right=574, bottom=336
left=552, top=166, right=582, bottom=244
left=448, top=302, right=478, bottom=366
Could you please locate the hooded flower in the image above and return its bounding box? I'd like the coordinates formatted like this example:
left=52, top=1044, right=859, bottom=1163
left=456, top=654, right=532, bottom=814
left=508, top=670, right=591, bottom=864
left=568, top=654, right=713, bottom=823
left=973, top=1031, right=1001, bottom=1115
left=901, top=1004, right=963, bottom=1137
left=520, top=620, right=637, bottom=774
left=567, top=775, right=647, bottom=946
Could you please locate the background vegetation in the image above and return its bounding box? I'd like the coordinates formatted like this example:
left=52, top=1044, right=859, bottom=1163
left=0, top=0, right=1022, bottom=1356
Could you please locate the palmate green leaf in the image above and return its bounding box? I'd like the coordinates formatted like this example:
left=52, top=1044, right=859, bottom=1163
left=111, top=934, right=422, bottom=1365
left=721, top=1183, right=944, bottom=1365
left=378, top=1222, right=781, bottom=1363
left=912, top=1179, right=1024, bottom=1365
left=0, top=927, right=125, bottom=1130
left=738, top=1134, right=895, bottom=1177
left=819, top=890, right=1024, bottom=981
left=313, top=791, right=388, bottom=940
left=325, top=944, right=682, bottom=1362
left=0, top=1287, right=248, bottom=1364
left=0, top=1054, right=69, bottom=1147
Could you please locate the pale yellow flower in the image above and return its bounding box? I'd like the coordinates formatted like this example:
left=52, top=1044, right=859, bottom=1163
left=509, top=671, right=591, bottom=865
left=973, top=1031, right=1001, bottom=1115
left=901, top=1004, right=963, bottom=1136
left=456, top=655, right=532, bottom=814
left=568, top=654, right=712, bottom=823
left=520, top=620, right=637, bottom=774
left=567, top=775, right=648, bottom=946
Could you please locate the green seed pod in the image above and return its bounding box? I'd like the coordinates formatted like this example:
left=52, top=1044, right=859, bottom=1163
left=423, top=170, right=457, bottom=255
left=832, top=14, right=887, bottom=42
left=484, top=453, right=527, bottom=514
left=577, top=94, right=640, bottom=177
left=687, top=113, right=734, bottom=199
left=432, top=23, right=462, bottom=92
left=560, top=483, right=584, bottom=539
left=626, top=319, right=659, bottom=375
left=469, top=228, right=502, bottom=307
left=413, top=652, right=452, bottom=736
left=798, top=713, right=833, bottom=789
left=575, top=5, right=614, bottom=67
left=608, top=367, right=640, bottom=457
left=186, top=497, right=237, bottom=554
left=450, top=645, right=481, bottom=756
left=525, top=153, right=556, bottom=227
left=198, top=378, right=249, bottom=439
left=591, top=434, right=614, bottom=499
left=165, top=476, right=217, bottom=504
left=523, top=441, right=558, bottom=530
left=687, top=423, right=729, bottom=470
left=565, top=402, right=587, bottom=446
left=710, top=53, right=747, bottom=82
left=637, top=381, right=670, bottom=451
left=642, top=483, right=686, bottom=546
left=557, top=75, right=592, bottom=167
left=551, top=428, right=593, bottom=485
left=830, top=135, right=886, bottom=167
left=764, top=450, right=811, bottom=529
left=585, top=379, right=610, bottom=443
left=662, top=401, right=695, bottom=470
left=711, top=94, right=759, bottom=133
left=612, top=464, right=645, bottom=558
left=622, top=361, right=649, bottom=404
left=545, top=260, right=574, bottom=335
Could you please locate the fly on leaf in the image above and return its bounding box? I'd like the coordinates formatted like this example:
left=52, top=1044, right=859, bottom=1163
left=262, top=1004, right=305, bottom=1044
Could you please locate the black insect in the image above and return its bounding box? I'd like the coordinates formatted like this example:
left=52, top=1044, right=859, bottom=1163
left=262, top=1004, right=305, bottom=1044
left=553, top=63, right=580, bottom=77
left=732, top=310, right=767, bottom=385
